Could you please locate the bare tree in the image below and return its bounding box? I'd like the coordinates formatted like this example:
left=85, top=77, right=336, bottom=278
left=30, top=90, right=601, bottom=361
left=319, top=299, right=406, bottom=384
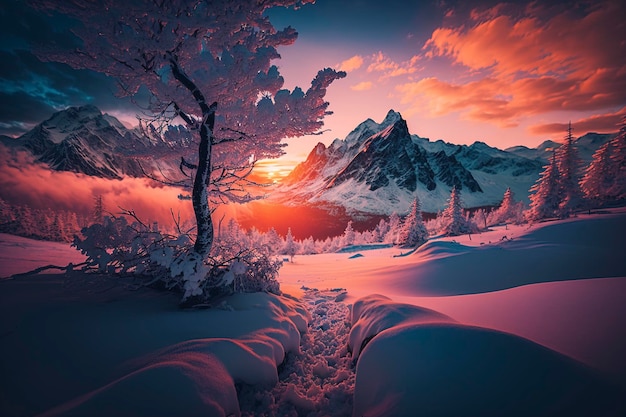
left=32, top=0, right=345, bottom=259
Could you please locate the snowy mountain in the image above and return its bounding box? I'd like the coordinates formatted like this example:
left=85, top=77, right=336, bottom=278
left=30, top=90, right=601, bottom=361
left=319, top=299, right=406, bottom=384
left=274, top=110, right=545, bottom=214
left=505, top=133, right=615, bottom=164
left=1, top=105, right=178, bottom=179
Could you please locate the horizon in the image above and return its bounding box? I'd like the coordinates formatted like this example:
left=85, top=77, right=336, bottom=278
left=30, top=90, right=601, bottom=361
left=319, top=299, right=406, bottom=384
left=2, top=104, right=618, bottom=184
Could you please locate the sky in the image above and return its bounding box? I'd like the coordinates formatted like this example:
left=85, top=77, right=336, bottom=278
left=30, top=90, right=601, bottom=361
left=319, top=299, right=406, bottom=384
left=1, top=0, right=625, bottom=180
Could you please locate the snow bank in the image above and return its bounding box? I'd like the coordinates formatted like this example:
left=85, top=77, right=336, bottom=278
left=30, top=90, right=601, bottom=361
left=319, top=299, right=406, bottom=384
left=40, top=352, right=240, bottom=417
left=0, top=275, right=309, bottom=417
left=383, top=211, right=626, bottom=296
left=0, top=233, right=86, bottom=277
left=354, top=318, right=624, bottom=417
left=349, top=294, right=454, bottom=361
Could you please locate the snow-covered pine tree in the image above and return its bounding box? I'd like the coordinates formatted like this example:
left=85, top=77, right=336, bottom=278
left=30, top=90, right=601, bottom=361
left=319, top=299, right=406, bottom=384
left=384, top=212, right=401, bottom=244
left=488, top=187, right=523, bottom=226
left=608, top=119, right=626, bottom=200
left=342, top=221, right=356, bottom=247
left=264, top=227, right=283, bottom=255
left=398, top=195, right=428, bottom=247
left=282, top=228, right=298, bottom=262
left=580, top=140, right=616, bottom=205
left=299, top=236, right=316, bottom=255
left=526, top=152, right=561, bottom=221
left=440, top=186, right=468, bottom=236
left=374, top=218, right=390, bottom=243
left=556, top=122, right=584, bottom=217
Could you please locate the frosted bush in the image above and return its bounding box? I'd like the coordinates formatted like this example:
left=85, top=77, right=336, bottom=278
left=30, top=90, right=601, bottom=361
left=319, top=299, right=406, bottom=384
left=73, top=215, right=282, bottom=304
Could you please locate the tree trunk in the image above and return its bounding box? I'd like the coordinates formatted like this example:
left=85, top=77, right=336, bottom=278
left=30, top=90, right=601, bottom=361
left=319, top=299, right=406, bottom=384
left=192, top=115, right=214, bottom=257
left=169, top=57, right=216, bottom=257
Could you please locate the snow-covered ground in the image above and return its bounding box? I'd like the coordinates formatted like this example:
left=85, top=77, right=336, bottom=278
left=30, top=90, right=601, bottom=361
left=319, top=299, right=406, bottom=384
left=1, top=209, right=625, bottom=416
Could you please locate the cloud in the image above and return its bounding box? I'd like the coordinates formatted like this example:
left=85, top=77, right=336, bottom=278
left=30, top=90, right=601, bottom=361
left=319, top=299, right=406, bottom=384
left=0, top=146, right=196, bottom=228
left=403, top=0, right=626, bottom=127
left=528, top=108, right=626, bottom=136
left=350, top=81, right=374, bottom=91
left=338, top=55, right=364, bottom=72
left=367, top=52, right=421, bottom=79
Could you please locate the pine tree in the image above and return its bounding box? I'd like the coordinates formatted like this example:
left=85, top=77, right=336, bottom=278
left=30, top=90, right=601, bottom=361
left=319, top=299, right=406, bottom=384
left=374, top=218, right=390, bottom=243
left=526, top=152, right=561, bottom=221
left=580, top=141, right=616, bottom=205
left=398, top=196, right=428, bottom=247
left=556, top=122, right=584, bottom=217
left=384, top=212, right=401, bottom=244
left=440, top=186, right=467, bottom=236
left=282, top=228, right=297, bottom=262
left=342, top=221, right=356, bottom=247
left=489, top=187, right=523, bottom=226
left=608, top=120, right=626, bottom=200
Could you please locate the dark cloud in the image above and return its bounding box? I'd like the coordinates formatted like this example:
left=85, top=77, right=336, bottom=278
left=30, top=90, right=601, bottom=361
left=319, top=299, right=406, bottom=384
left=0, top=2, right=143, bottom=137
left=0, top=91, right=56, bottom=126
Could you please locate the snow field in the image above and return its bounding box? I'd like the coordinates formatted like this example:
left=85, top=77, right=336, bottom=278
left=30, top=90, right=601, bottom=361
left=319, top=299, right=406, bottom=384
left=1, top=208, right=626, bottom=416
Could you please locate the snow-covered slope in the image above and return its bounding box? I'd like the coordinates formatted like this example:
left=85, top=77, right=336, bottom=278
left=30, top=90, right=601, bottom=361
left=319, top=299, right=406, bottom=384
left=1, top=209, right=625, bottom=416
left=273, top=110, right=544, bottom=214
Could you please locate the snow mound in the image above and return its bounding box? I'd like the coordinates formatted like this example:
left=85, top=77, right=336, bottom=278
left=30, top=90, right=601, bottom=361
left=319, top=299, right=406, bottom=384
left=354, top=321, right=624, bottom=417
left=0, top=277, right=310, bottom=417
left=349, top=294, right=454, bottom=361
left=40, top=352, right=240, bottom=417
left=412, top=239, right=470, bottom=259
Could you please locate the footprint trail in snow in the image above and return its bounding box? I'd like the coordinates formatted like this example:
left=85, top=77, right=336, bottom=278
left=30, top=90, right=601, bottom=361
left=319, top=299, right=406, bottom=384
left=239, top=288, right=355, bottom=416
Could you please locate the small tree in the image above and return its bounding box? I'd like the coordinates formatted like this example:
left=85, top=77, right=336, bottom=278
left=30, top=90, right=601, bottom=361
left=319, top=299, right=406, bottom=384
left=342, top=221, right=356, bottom=247
left=398, top=196, right=428, bottom=247
left=282, top=228, right=297, bottom=262
left=384, top=212, right=401, bottom=244
left=526, top=152, right=561, bottom=222
left=440, top=186, right=469, bottom=236
left=488, top=187, right=523, bottom=227
left=608, top=120, right=626, bottom=200
left=580, top=141, right=616, bottom=206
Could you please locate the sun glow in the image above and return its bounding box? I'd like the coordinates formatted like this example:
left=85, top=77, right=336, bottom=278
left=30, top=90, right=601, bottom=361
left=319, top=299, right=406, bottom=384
left=253, top=159, right=298, bottom=183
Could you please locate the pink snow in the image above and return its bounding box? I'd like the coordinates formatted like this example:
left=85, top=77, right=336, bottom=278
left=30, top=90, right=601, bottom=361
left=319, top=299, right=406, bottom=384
left=1, top=208, right=625, bottom=416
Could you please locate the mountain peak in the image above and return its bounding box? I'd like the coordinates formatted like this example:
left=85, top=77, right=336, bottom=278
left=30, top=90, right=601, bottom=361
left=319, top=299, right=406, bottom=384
left=381, top=109, right=403, bottom=127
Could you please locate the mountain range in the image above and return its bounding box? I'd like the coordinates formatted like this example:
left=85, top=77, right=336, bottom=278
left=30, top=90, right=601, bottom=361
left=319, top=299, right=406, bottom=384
left=0, top=105, right=181, bottom=180
left=1, top=106, right=615, bottom=216
left=270, top=110, right=614, bottom=214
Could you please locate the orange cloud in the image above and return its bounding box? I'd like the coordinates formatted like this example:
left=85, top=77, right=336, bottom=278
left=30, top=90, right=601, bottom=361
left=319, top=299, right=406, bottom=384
left=338, top=55, right=364, bottom=72
left=367, top=52, right=421, bottom=79
left=528, top=108, right=626, bottom=136
left=404, top=0, right=626, bottom=127
left=350, top=81, right=373, bottom=91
